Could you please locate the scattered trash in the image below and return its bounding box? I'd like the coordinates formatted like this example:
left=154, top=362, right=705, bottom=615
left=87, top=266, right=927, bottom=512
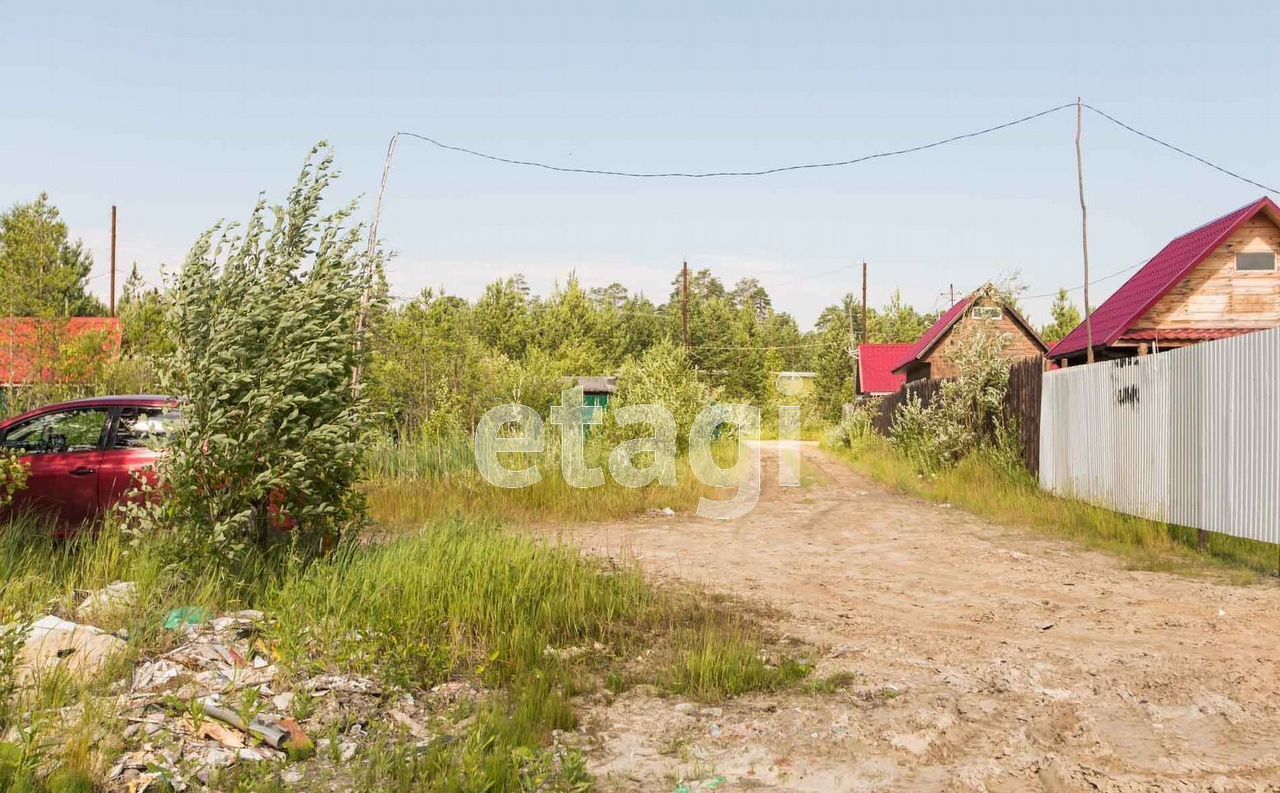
left=674, top=776, right=728, bottom=793
left=14, top=614, right=127, bottom=684
left=164, top=606, right=212, bottom=630
left=195, top=720, right=245, bottom=749
left=74, top=580, right=138, bottom=622
left=389, top=709, right=433, bottom=742
left=338, top=740, right=358, bottom=762
left=1037, top=621, right=1056, bottom=631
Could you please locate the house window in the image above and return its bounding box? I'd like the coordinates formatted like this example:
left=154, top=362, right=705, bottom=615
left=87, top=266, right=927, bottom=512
left=970, top=306, right=1001, bottom=320
left=1236, top=252, right=1276, bottom=271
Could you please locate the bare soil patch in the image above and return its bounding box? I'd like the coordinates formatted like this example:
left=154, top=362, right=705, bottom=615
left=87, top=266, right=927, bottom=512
left=546, top=444, right=1280, bottom=792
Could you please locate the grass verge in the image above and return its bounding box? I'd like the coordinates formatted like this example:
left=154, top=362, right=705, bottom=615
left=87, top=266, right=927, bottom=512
left=364, top=435, right=735, bottom=528
left=0, top=514, right=810, bottom=791
left=824, top=433, right=1280, bottom=581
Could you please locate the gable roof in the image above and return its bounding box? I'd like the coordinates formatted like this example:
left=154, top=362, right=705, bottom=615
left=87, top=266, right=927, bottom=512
left=890, top=297, right=973, bottom=374
left=0, top=318, right=123, bottom=386
left=1049, top=197, right=1280, bottom=359
left=857, top=344, right=912, bottom=394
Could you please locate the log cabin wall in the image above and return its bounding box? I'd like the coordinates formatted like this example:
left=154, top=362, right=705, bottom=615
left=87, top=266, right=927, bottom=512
left=1131, top=215, right=1280, bottom=332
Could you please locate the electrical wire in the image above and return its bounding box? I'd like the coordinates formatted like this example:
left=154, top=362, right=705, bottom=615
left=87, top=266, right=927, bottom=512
left=393, top=103, right=1076, bottom=179
left=1083, top=104, right=1279, bottom=195
left=692, top=339, right=842, bottom=351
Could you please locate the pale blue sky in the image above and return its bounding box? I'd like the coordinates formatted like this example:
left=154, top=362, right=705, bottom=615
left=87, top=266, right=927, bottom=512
left=3, top=1, right=1277, bottom=327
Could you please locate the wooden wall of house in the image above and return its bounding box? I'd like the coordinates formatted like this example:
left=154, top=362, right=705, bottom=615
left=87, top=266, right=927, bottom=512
left=1132, top=215, right=1280, bottom=331
left=923, top=301, right=1044, bottom=379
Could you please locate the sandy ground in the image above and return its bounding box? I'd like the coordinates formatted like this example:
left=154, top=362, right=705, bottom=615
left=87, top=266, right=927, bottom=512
left=550, top=443, right=1280, bottom=793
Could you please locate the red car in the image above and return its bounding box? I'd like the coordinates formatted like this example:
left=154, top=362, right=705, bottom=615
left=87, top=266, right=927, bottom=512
left=0, top=395, right=182, bottom=530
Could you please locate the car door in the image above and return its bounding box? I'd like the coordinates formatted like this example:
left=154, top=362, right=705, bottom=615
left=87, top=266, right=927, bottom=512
left=0, top=406, right=111, bottom=527
left=98, top=404, right=182, bottom=514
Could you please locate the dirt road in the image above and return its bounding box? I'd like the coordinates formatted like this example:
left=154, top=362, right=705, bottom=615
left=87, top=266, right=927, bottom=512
left=556, top=444, right=1280, bottom=792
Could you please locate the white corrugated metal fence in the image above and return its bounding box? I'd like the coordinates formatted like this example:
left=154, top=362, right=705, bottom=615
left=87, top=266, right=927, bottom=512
left=1040, top=328, right=1280, bottom=545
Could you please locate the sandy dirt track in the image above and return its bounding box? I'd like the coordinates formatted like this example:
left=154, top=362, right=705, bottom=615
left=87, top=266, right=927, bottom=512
left=551, top=444, right=1280, bottom=792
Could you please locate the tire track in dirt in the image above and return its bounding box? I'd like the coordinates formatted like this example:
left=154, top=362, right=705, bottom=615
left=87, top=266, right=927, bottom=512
left=549, top=444, right=1280, bottom=792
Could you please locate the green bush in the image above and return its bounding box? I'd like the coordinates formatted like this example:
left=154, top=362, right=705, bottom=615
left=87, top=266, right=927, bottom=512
left=131, top=144, right=379, bottom=563
left=889, top=320, right=1013, bottom=472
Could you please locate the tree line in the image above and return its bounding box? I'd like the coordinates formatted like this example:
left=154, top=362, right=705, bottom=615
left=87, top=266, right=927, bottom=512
left=0, top=192, right=1085, bottom=432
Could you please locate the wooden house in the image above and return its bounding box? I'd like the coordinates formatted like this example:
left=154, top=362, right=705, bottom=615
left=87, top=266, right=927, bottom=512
left=1049, top=197, right=1280, bottom=366
left=892, top=286, right=1047, bottom=383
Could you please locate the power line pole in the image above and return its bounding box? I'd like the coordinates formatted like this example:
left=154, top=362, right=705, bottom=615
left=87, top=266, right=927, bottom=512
left=110, top=205, right=118, bottom=317
left=1075, top=97, right=1094, bottom=364
left=681, top=260, right=690, bottom=349
left=949, top=283, right=955, bottom=306
left=860, top=261, right=868, bottom=344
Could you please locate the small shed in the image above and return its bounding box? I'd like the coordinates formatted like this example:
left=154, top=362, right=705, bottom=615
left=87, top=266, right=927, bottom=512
left=570, top=376, right=617, bottom=420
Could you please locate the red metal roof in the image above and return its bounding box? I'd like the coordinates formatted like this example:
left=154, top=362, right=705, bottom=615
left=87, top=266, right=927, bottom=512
left=1119, top=328, right=1260, bottom=342
left=857, top=344, right=913, bottom=394
left=1049, top=197, right=1280, bottom=359
left=0, top=318, right=123, bottom=385
left=890, top=297, right=973, bottom=374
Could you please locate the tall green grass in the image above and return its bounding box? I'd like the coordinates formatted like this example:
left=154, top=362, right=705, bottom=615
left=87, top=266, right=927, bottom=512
left=0, top=513, right=808, bottom=790
left=363, top=434, right=731, bottom=528
left=826, top=433, right=1280, bottom=580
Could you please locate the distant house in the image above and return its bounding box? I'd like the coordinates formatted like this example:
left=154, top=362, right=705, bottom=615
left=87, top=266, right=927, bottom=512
left=569, top=376, right=616, bottom=421
left=856, top=344, right=911, bottom=395
left=0, top=318, right=123, bottom=388
left=1049, top=197, right=1280, bottom=366
left=892, top=286, right=1047, bottom=383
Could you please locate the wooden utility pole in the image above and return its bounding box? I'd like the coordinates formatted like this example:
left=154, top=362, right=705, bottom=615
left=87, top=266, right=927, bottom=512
left=681, top=260, right=690, bottom=349
left=949, top=283, right=955, bottom=306
left=860, top=261, right=868, bottom=344
left=110, top=205, right=118, bottom=317
left=1075, top=98, right=1094, bottom=364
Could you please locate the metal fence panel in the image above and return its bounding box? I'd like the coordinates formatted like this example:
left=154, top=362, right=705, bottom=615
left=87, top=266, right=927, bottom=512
left=1039, top=328, right=1280, bottom=545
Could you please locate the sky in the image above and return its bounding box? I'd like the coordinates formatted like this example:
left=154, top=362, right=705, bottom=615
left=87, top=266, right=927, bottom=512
left=3, top=1, right=1278, bottom=329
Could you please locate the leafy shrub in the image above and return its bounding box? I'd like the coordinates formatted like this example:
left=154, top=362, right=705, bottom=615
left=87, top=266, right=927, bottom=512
left=0, top=454, right=27, bottom=509
left=607, top=338, right=713, bottom=449
left=135, top=145, right=379, bottom=562
left=889, top=320, right=1013, bottom=472
left=828, top=400, right=877, bottom=448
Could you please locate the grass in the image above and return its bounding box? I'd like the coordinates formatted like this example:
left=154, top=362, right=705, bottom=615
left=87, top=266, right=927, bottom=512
left=364, top=434, right=737, bottom=529
left=0, top=506, right=810, bottom=790
left=825, top=432, right=1280, bottom=581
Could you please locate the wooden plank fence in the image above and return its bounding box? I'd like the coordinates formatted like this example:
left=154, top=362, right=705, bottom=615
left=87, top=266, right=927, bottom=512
left=1003, top=357, right=1043, bottom=475
left=870, top=377, right=943, bottom=436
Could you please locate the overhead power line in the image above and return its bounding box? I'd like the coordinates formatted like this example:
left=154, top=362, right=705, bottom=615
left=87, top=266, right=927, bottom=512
left=386, top=102, right=1278, bottom=193
left=1082, top=104, right=1279, bottom=194
left=392, top=103, right=1077, bottom=179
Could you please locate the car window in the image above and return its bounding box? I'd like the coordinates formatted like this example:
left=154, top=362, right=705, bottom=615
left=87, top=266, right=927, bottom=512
left=112, top=407, right=183, bottom=450
left=0, top=408, right=110, bottom=455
